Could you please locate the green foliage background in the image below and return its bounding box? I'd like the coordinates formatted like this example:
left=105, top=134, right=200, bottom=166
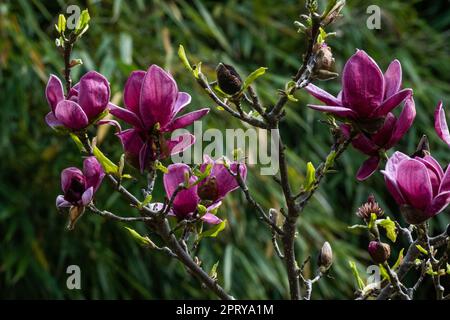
left=0, top=0, right=449, bottom=299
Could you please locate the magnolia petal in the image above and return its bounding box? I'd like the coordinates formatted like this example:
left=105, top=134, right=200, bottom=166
left=381, top=171, right=406, bottom=205
left=56, top=195, right=72, bottom=208
left=81, top=187, right=94, bottom=206
left=139, top=142, right=150, bottom=173
left=201, top=213, right=222, bottom=225
left=97, top=119, right=122, bottom=132
left=342, top=50, right=384, bottom=117
left=396, top=159, right=433, bottom=210
left=372, top=113, right=397, bottom=147
left=356, top=155, right=380, bottom=181
left=439, top=166, right=450, bottom=194
left=304, top=83, right=341, bottom=106
left=172, top=92, right=192, bottom=118
left=61, top=167, right=84, bottom=193
left=434, top=101, right=450, bottom=147
left=373, top=88, right=412, bottom=117
left=387, top=97, right=416, bottom=148
left=55, top=100, right=89, bottom=130
left=116, top=129, right=145, bottom=169
left=426, top=191, right=450, bottom=216
left=415, top=157, right=442, bottom=196
left=164, top=108, right=210, bottom=131
left=83, top=156, right=105, bottom=192
left=163, top=163, right=199, bottom=218
left=123, top=70, right=146, bottom=114
left=108, top=103, right=143, bottom=128
left=46, top=74, right=65, bottom=113
left=139, top=65, right=178, bottom=129
left=351, top=133, right=378, bottom=155
left=45, top=112, right=63, bottom=128
left=384, top=151, right=409, bottom=178
left=384, top=59, right=402, bottom=99
left=167, top=133, right=196, bottom=155
left=78, top=71, right=110, bottom=121
left=307, top=104, right=357, bottom=118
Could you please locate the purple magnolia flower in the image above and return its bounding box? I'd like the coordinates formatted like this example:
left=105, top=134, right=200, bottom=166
left=162, top=163, right=221, bottom=224
left=197, top=155, right=247, bottom=203
left=161, top=158, right=246, bottom=224
left=381, top=151, right=450, bottom=224
left=305, top=50, right=412, bottom=130
left=109, top=65, right=209, bottom=172
left=56, top=156, right=105, bottom=208
left=434, top=101, right=450, bottom=147
left=342, top=97, right=416, bottom=180
left=45, top=71, right=111, bottom=130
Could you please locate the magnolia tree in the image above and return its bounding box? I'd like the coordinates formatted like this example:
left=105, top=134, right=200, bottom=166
left=46, top=1, right=450, bottom=300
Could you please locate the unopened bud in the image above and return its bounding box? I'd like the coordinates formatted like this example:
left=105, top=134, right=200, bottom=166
left=356, top=194, right=384, bottom=221
left=312, top=43, right=338, bottom=80
left=368, top=241, right=391, bottom=264
left=216, top=63, right=242, bottom=95
left=318, top=241, right=333, bottom=272
left=412, top=135, right=430, bottom=158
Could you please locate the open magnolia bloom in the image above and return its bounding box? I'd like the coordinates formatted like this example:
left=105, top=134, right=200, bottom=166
left=305, top=50, right=413, bottom=133
left=161, top=158, right=247, bottom=225
left=342, top=97, right=416, bottom=180
left=197, top=155, right=247, bottom=203
left=434, top=101, right=450, bottom=147
left=45, top=71, right=111, bottom=130
left=381, top=151, right=450, bottom=224
left=56, top=156, right=105, bottom=208
left=109, top=65, right=209, bottom=172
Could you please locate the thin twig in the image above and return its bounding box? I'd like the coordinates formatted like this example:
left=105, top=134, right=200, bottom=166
left=88, top=204, right=153, bottom=222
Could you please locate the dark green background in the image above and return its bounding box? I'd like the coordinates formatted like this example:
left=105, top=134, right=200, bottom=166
left=0, top=0, right=449, bottom=299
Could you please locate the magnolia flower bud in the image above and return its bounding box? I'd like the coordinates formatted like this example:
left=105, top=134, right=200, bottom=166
left=311, top=43, right=338, bottom=81
left=412, top=135, right=430, bottom=158
left=368, top=241, right=391, bottom=264
left=216, top=63, right=242, bottom=95
left=318, top=241, right=333, bottom=272
left=356, top=194, right=384, bottom=221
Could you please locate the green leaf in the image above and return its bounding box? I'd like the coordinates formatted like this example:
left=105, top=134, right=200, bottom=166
left=155, top=161, right=168, bottom=174
left=193, top=62, right=202, bottom=79
left=199, top=220, right=227, bottom=240
left=138, top=194, right=153, bottom=210
left=348, top=261, right=365, bottom=290
left=243, top=67, right=267, bottom=90
left=317, top=27, right=327, bottom=44
left=392, top=248, right=404, bottom=270
left=75, top=9, right=90, bottom=34
left=325, top=150, right=336, bottom=169
left=285, top=80, right=298, bottom=101
left=415, top=244, right=428, bottom=255
left=378, top=264, right=389, bottom=281
left=367, top=213, right=377, bottom=231
left=304, top=162, right=316, bottom=191
left=93, top=146, right=119, bottom=175
left=377, top=217, right=397, bottom=242
left=69, top=133, right=86, bottom=152
left=178, top=45, right=193, bottom=72
left=56, top=14, right=66, bottom=33
left=124, top=227, right=155, bottom=248
left=446, top=263, right=450, bottom=275
left=209, top=260, right=219, bottom=279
